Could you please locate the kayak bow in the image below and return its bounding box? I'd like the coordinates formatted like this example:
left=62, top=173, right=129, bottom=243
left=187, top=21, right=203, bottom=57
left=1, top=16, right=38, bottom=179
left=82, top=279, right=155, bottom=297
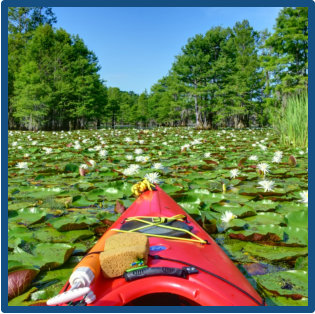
left=47, top=186, right=265, bottom=306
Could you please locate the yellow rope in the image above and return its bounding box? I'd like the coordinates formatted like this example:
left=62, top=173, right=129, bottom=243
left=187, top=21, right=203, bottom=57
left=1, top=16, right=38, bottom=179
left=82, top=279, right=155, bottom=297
left=131, top=178, right=155, bottom=196
left=111, top=215, right=207, bottom=244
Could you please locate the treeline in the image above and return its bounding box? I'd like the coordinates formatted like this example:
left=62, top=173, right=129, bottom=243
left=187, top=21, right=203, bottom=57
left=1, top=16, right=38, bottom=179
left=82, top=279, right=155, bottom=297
left=8, top=7, right=308, bottom=130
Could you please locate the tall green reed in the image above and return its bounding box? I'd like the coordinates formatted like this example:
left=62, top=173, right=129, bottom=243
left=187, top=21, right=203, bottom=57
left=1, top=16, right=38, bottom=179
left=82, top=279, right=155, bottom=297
left=274, top=92, right=308, bottom=148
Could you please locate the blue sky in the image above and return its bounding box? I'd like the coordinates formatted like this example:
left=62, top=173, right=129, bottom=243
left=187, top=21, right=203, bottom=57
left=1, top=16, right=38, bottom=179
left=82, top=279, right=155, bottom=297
left=53, top=7, right=282, bottom=94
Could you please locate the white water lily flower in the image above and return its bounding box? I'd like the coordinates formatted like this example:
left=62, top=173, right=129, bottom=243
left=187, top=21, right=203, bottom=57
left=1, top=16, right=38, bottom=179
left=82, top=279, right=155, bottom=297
left=12, top=141, right=18, bottom=147
left=191, top=138, right=202, bottom=145
left=24, top=153, right=29, bottom=158
left=144, top=172, right=160, bottom=184
left=123, top=164, right=140, bottom=176
left=43, top=147, right=53, bottom=154
left=89, top=160, right=96, bottom=168
left=219, top=146, right=225, bottom=150
left=129, top=164, right=140, bottom=172
left=249, top=155, right=258, bottom=161
left=274, top=151, right=283, bottom=158
left=139, top=140, right=144, bottom=144
left=136, top=156, right=149, bottom=163
left=125, top=137, right=132, bottom=143
left=94, top=145, right=102, bottom=151
left=230, top=169, right=240, bottom=179
left=257, top=163, right=270, bottom=175
left=99, top=150, right=108, bottom=157
left=258, top=144, right=267, bottom=151
left=32, top=141, right=37, bottom=145
left=135, top=148, right=143, bottom=155
left=16, top=162, right=28, bottom=169
left=204, top=152, right=211, bottom=158
left=221, top=211, right=237, bottom=224
left=181, top=144, right=190, bottom=151
left=79, top=164, right=89, bottom=170
left=74, top=143, right=81, bottom=150
left=82, top=139, right=88, bottom=144
left=299, top=191, right=308, bottom=204
left=272, top=155, right=282, bottom=163
left=258, top=180, right=275, bottom=192
left=153, top=163, right=163, bottom=170
left=299, top=150, right=304, bottom=155
left=126, top=155, right=133, bottom=160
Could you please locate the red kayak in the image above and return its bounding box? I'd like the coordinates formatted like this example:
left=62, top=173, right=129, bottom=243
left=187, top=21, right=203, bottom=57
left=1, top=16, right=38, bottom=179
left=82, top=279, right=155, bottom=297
left=47, top=186, right=265, bottom=306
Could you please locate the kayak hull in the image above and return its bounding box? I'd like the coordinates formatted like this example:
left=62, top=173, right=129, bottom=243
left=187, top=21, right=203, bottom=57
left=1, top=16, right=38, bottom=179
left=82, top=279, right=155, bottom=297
left=57, top=186, right=265, bottom=306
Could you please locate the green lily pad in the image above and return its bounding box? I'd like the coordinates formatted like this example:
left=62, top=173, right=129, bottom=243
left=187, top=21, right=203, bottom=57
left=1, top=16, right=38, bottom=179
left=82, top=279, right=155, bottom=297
left=295, top=256, right=308, bottom=270
left=8, top=201, right=34, bottom=211
left=247, top=200, right=279, bottom=212
left=27, top=188, right=63, bottom=199
left=71, top=195, right=95, bottom=207
left=283, top=226, right=308, bottom=246
left=31, top=256, right=81, bottom=301
left=8, top=243, right=74, bottom=271
left=211, top=202, right=256, bottom=218
left=255, top=270, right=308, bottom=298
left=64, top=163, right=79, bottom=173
left=284, top=210, right=307, bottom=228
left=221, top=240, right=307, bottom=263
left=9, top=207, right=47, bottom=226
left=228, top=224, right=284, bottom=242
left=48, top=214, right=100, bottom=231
left=160, top=183, right=183, bottom=194
left=86, top=188, right=105, bottom=201
left=8, top=287, right=38, bottom=306
left=244, top=212, right=284, bottom=225
left=33, top=227, right=94, bottom=243
left=275, top=202, right=307, bottom=214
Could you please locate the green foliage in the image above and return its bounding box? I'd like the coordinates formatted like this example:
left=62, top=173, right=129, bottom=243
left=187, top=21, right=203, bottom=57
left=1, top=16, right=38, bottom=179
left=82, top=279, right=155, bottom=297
left=9, top=22, right=107, bottom=131
left=262, top=7, right=308, bottom=102
left=8, top=127, right=308, bottom=305
left=8, top=8, right=308, bottom=130
left=273, top=92, right=308, bottom=148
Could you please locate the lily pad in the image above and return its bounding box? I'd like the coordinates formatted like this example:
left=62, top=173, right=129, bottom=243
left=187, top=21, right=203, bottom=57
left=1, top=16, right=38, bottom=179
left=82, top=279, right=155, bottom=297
left=222, top=240, right=307, bottom=263
left=48, top=214, right=100, bottom=231
left=8, top=243, right=74, bottom=271
left=284, top=210, right=307, bottom=228
left=211, top=202, right=256, bottom=218
left=9, top=207, right=47, bottom=226
left=33, top=227, right=94, bottom=243
left=254, top=270, right=308, bottom=299
left=71, top=195, right=95, bottom=207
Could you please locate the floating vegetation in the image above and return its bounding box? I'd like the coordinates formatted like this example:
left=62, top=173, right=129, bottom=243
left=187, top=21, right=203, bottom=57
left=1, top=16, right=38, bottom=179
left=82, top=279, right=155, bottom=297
left=8, top=127, right=308, bottom=305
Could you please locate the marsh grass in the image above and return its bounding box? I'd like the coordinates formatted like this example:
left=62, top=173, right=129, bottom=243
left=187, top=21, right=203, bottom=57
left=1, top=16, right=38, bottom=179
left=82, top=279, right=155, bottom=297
left=274, top=92, right=308, bottom=148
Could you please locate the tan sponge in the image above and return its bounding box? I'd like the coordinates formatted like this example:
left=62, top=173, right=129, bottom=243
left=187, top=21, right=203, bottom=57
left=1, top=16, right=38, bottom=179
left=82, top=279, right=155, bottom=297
left=100, top=233, right=149, bottom=278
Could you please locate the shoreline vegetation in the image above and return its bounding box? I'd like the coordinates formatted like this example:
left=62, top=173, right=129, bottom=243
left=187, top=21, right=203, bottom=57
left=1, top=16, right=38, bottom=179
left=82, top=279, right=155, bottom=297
left=9, top=7, right=307, bottom=135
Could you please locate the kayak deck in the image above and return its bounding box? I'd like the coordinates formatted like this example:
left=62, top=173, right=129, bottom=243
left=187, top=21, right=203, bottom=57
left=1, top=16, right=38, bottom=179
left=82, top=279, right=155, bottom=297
left=57, top=186, right=265, bottom=306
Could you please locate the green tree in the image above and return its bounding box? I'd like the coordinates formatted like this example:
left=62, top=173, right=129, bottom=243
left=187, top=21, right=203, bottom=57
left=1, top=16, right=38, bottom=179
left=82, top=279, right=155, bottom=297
left=224, top=20, right=263, bottom=127
left=12, top=24, right=56, bottom=130
left=11, top=25, right=105, bottom=130
left=263, top=7, right=308, bottom=103
left=107, top=87, right=121, bottom=128
left=136, top=91, right=150, bottom=127
left=8, top=7, right=57, bottom=128
left=8, top=7, right=56, bottom=34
